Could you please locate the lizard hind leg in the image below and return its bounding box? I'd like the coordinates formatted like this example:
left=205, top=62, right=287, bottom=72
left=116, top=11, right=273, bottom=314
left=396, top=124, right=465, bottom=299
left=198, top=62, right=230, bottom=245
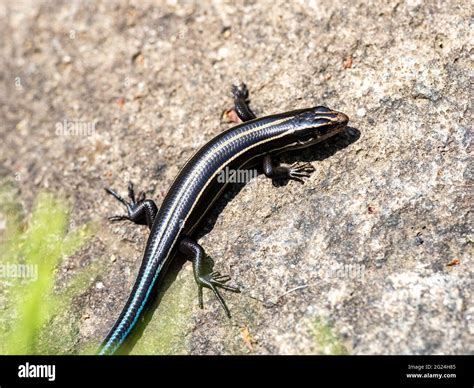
left=179, top=237, right=240, bottom=318
left=105, top=181, right=158, bottom=229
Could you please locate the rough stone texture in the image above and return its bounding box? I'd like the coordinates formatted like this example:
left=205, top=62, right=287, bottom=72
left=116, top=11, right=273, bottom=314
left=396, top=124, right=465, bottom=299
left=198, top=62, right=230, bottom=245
left=0, top=0, right=472, bottom=354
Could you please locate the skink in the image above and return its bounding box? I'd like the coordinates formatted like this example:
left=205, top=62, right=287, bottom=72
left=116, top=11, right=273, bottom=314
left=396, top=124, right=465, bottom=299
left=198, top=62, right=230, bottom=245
left=99, top=84, right=349, bottom=354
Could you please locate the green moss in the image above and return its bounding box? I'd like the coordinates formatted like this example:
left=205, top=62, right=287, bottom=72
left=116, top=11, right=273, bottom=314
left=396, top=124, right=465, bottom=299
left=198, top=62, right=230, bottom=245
left=128, top=265, right=195, bottom=355
left=0, top=187, right=96, bottom=354
left=40, top=260, right=105, bottom=355
left=310, top=317, right=348, bottom=355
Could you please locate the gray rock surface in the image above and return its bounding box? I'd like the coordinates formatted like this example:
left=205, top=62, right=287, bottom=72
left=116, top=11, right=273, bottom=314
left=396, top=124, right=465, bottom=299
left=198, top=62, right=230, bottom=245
left=0, top=0, right=472, bottom=354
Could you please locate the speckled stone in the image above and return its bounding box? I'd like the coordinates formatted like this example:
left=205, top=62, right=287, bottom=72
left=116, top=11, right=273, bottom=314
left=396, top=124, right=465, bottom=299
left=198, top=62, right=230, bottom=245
left=0, top=0, right=471, bottom=354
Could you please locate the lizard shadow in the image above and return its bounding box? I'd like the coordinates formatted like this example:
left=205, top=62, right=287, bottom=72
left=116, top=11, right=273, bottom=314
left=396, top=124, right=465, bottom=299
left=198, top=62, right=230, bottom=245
left=118, top=125, right=361, bottom=354
left=196, top=125, right=361, bottom=238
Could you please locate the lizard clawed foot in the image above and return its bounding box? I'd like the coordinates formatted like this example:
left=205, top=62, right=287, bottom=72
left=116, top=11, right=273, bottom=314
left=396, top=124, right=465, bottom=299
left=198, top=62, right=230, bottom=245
left=196, top=270, right=240, bottom=318
left=231, top=83, right=250, bottom=100
left=104, top=181, right=157, bottom=228
left=286, top=162, right=315, bottom=184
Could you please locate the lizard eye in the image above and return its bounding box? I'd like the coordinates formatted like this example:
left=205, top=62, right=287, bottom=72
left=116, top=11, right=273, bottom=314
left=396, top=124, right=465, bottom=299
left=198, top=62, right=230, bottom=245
left=296, top=128, right=316, bottom=143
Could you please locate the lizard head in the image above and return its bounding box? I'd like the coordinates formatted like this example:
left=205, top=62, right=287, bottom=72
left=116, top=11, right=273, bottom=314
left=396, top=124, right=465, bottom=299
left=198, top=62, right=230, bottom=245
left=291, top=106, right=349, bottom=147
